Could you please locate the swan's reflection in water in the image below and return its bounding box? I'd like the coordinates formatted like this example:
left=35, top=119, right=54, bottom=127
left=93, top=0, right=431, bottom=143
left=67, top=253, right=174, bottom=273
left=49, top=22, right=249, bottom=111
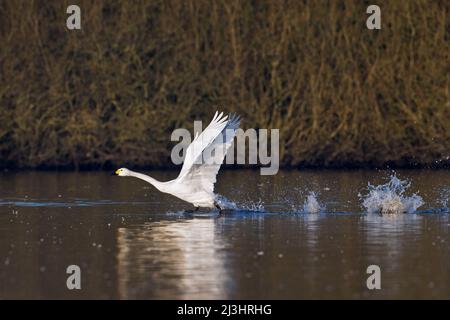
left=117, top=217, right=230, bottom=299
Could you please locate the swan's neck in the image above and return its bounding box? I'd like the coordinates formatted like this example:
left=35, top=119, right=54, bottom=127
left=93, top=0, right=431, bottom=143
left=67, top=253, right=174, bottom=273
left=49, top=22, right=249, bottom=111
left=128, top=171, right=164, bottom=191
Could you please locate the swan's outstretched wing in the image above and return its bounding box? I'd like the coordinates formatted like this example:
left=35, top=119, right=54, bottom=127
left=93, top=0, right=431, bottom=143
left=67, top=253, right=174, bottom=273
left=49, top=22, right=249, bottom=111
left=177, top=111, right=240, bottom=192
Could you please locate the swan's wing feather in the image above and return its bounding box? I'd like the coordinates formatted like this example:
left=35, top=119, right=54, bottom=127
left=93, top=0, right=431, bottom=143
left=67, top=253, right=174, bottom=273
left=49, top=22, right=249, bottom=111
left=178, top=113, right=240, bottom=193
left=177, top=111, right=228, bottom=179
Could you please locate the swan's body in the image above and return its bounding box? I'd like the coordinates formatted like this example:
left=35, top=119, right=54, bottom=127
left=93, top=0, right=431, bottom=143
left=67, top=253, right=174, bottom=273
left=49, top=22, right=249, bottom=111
left=115, top=111, right=240, bottom=210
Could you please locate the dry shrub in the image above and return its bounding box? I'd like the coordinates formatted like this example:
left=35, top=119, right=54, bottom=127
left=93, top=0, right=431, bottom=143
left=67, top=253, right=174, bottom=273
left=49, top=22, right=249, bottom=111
left=0, top=0, right=448, bottom=169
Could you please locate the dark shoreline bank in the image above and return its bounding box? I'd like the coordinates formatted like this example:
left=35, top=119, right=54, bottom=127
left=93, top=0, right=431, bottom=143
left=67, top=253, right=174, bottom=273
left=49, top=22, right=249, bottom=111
left=1, top=160, right=449, bottom=172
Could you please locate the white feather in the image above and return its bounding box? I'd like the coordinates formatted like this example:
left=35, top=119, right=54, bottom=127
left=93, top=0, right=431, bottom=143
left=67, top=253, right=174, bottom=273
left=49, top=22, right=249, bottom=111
left=115, top=111, right=241, bottom=208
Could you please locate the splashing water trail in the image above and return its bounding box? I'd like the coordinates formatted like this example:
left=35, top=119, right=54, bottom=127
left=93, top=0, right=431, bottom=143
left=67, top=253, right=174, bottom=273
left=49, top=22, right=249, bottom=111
left=360, top=174, right=424, bottom=214
left=303, top=191, right=324, bottom=214
left=238, top=199, right=265, bottom=212
left=215, top=195, right=238, bottom=210
left=438, top=188, right=449, bottom=212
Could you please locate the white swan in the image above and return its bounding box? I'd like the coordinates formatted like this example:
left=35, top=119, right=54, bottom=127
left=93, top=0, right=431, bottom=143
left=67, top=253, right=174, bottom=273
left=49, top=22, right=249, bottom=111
left=115, top=111, right=240, bottom=211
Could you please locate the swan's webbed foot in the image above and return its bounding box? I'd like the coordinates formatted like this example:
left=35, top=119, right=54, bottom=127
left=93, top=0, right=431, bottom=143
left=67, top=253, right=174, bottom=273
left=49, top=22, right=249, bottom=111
left=214, top=202, right=223, bottom=215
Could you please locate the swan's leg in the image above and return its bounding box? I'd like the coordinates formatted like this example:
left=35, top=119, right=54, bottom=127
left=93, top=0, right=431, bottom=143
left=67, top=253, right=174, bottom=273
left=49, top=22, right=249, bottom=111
left=214, top=202, right=223, bottom=214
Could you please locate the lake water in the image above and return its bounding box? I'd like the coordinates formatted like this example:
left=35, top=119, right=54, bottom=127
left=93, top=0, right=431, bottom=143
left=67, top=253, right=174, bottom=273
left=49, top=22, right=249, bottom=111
left=0, top=169, right=449, bottom=299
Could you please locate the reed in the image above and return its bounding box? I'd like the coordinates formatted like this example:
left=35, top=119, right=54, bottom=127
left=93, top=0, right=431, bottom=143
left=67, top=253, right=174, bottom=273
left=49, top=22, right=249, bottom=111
left=0, top=0, right=448, bottom=169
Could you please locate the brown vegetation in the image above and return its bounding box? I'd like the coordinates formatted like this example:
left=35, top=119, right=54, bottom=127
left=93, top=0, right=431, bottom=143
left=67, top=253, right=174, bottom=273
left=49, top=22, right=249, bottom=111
left=0, top=0, right=449, bottom=169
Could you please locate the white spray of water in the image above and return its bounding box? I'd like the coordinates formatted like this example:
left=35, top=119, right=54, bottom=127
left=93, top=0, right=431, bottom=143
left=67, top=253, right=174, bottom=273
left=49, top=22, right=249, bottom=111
left=360, top=174, right=424, bottom=214
left=438, top=188, right=449, bottom=212
left=302, top=191, right=324, bottom=214
left=215, top=195, right=238, bottom=210
left=217, top=195, right=265, bottom=212
left=240, top=199, right=265, bottom=212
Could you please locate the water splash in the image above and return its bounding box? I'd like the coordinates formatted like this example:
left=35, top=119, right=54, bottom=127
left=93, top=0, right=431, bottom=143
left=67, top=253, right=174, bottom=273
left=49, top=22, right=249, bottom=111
left=215, top=195, right=238, bottom=210
left=302, top=191, right=324, bottom=214
left=437, top=188, right=449, bottom=213
left=360, top=174, right=424, bottom=214
left=239, top=199, right=265, bottom=212
left=288, top=191, right=324, bottom=214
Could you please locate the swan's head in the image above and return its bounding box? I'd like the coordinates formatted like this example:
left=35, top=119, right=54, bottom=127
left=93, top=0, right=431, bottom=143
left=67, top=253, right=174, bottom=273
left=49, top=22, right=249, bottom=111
left=115, top=168, right=131, bottom=176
